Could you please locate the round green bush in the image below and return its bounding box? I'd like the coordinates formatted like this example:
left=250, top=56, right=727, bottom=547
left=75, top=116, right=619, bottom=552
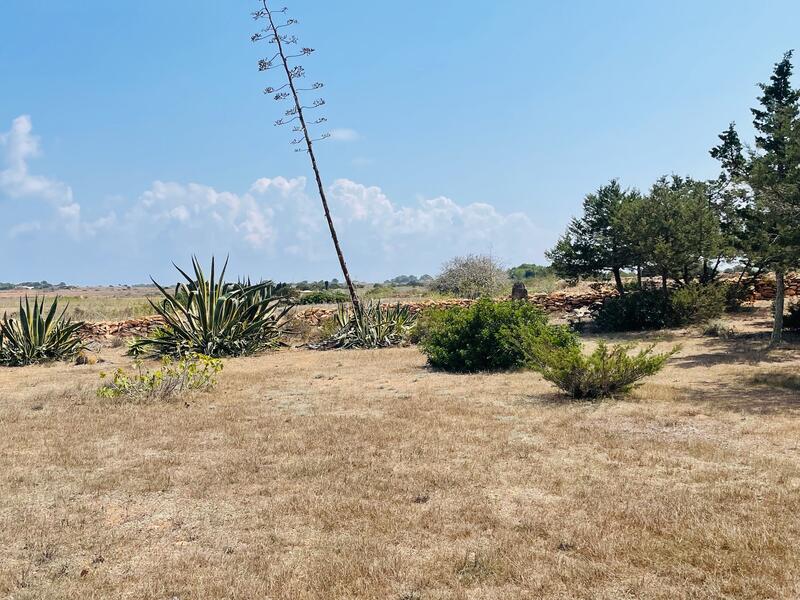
left=595, top=284, right=726, bottom=332
left=299, top=290, right=350, bottom=305
left=418, top=299, right=576, bottom=372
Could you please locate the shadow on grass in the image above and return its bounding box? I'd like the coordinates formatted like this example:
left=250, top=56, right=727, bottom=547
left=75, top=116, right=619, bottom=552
left=671, top=332, right=800, bottom=370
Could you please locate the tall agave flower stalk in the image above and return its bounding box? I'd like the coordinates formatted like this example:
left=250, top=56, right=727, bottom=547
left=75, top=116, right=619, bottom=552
left=251, top=2, right=361, bottom=312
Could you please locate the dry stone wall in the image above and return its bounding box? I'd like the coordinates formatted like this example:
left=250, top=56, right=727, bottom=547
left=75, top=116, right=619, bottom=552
left=76, top=275, right=800, bottom=341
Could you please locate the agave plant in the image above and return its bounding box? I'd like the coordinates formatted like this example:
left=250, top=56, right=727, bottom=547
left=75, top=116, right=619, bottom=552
left=311, top=300, right=417, bottom=350
left=129, top=256, right=292, bottom=358
left=0, top=296, right=84, bottom=366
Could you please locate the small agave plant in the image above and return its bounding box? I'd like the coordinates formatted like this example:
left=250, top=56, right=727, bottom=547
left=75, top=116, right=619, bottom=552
left=311, top=300, right=417, bottom=350
left=129, top=256, right=292, bottom=358
left=0, top=296, right=84, bottom=366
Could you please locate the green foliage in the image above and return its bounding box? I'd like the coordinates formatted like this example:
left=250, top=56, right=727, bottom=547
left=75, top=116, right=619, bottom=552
left=0, top=296, right=84, bottom=366
left=594, top=290, right=670, bottom=331
left=668, top=283, right=726, bottom=324
left=595, top=284, right=725, bottom=332
left=98, top=354, right=222, bottom=401
left=546, top=180, right=641, bottom=292
left=433, top=254, right=509, bottom=299
left=633, top=176, right=729, bottom=285
left=419, top=299, right=576, bottom=372
left=712, top=52, right=800, bottom=343
left=382, top=274, right=432, bottom=286
left=508, top=263, right=552, bottom=280
left=311, top=300, right=417, bottom=349
left=129, top=257, right=291, bottom=358
left=299, top=290, right=350, bottom=304
left=784, top=303, right=800, bottom=330
left=525, top=341, right=678, bottom=400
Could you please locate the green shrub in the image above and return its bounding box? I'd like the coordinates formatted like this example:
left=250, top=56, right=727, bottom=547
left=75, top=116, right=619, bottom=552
left=0, top=296, right=84, bottom=366
left=594, top=289, right=669, bottom=331
left=98, top=353, right=222, bottom=401
left=724, top=282, right=750, bottom=311
left=299, top=290, right=349, bottom=305
left=311, top=301, right=417, bottom=349
left=129, top=257, right=291, bottom=358
left=669, top=283, right=726, bottom=324
left=419, top=299, right=576, bottom=372
left=784, top=303, right=800, bottom=331
left=525, top=341, right=678, bottom=400
left=595, top=284, right=725, bottom=332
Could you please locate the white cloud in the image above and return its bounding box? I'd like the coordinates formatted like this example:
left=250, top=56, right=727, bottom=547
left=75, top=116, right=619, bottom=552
left=328, top=128, right=361, bottom=142
left=0, top=115, right=73, bottom=204
left=1, top=115, right=551, bottom=281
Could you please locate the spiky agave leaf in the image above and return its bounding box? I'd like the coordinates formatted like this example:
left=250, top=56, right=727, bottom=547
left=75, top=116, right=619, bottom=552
left=129, top=256, right=292, bottom=358
left=0, top=296, right=84, bottom=367
left=310, top=300, right=417, bottom=350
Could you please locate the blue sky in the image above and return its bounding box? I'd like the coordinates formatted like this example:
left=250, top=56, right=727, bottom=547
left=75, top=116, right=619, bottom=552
left=1, top=1, right=799, bottom=284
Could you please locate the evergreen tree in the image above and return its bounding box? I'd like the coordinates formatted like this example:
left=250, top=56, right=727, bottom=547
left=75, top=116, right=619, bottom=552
left=546, top=180, right=640, bottom=294
left=633, top=176, right=725, bottom=294
left=749, top=51, right=800, bottom=344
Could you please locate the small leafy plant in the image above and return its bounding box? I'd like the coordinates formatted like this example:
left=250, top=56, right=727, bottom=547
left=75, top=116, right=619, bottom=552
left=525, top=340, right=678, bottom=400
left=311, top=300, right=417, bottom=349
left=702, top=319, right=735, bottom=339
left=419, top=299, right=577, bottom=372
left=0, top=296, right=84, bottom=366
left=129, top=256, right=291, bottom=358
left=98, top=353, right=222, bottom=401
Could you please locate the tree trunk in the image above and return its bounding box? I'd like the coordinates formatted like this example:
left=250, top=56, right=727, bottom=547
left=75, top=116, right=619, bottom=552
left=771, top=269, right=785, bottom=346
left=612, top=267, right=625, bottom=296
left=661, top=272, right=669, bottom=300
left=637, top=266, right=642, bottom=290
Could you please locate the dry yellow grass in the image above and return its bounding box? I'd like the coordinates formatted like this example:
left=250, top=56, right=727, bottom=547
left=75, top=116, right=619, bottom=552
left=1, top=309, right=799, bottom=599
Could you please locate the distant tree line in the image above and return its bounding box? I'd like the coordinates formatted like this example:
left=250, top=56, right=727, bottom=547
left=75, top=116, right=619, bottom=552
left=0, top=281, right=69, bottom=291
left=547, top=51, right=800, bottom=345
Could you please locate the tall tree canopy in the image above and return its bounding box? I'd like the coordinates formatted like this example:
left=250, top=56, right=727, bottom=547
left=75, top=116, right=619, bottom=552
left=546, top=180, right=640, bottom=294
left=711, top=51, right=800, bottom=344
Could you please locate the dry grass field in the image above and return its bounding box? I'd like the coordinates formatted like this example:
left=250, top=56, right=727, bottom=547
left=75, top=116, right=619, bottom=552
left=1, top=307, right=799, bottom=599
left=0, top=288, right=159, bottom=322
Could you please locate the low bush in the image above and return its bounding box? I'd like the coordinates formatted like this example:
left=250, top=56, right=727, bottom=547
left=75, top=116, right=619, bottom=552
left=298, top=290, right=349, bottom=305
left=594, top=289, right=670, bottom=331
left=0, top=296, right=84, bottom=366
left=702, top=319, right=735, bottom=339
left=784, top=303, right=800, bottom=331
left=419, top=299, right=576, bottom=372
left=595, top=284, right=725, bottom=332
left=724, top=282, right=751, bottom=311
left=669, top=283, right=726, bottom=324
left=311, top=301, right=417, bottom=349
left=98, top=353, right=222, bottom=401
left=433, top=254, right=509, bottom=299
left=525, top=340, right=678, bottom=400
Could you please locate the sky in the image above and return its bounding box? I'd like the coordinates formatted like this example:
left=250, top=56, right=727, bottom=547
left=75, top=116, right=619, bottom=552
left=1, top=1, right=799, bottom=285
